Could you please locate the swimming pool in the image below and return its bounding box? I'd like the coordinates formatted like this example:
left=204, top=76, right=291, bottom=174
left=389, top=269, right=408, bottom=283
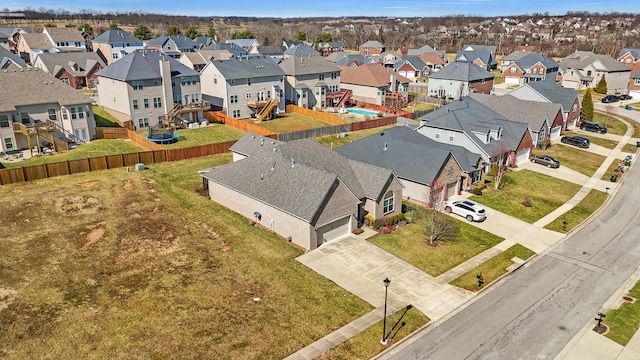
left=347, top=108, right=380, bottom=116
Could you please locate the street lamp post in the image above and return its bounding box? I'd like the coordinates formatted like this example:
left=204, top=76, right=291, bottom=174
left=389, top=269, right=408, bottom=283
left=381, top=277, right=391, bottom=345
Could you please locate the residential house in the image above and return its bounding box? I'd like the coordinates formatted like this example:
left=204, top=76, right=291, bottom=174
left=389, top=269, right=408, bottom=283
left=563, top=50, right=596, bottom=61
left=359, top=40, right=385, bottom=57
left=146, top=35, right=199, bottom=58
left=470, top=93, right=564, bottom=143
left=462, top=44, right=497, bottom=61
left=627, top=63, right=640, bottom=99
left=225, top=38, right=259, bottom=50
left=559, top=54, right=630, bottom=93
left=507, top=80, right=581, bottom=130
left=406, top=44, right=447, bottom=62
left=249, top=45, right=285, bottom=61
left=418, top=52, right=445, bottom=74
left=178, top=49, right=232, bottom=72
left=0, top=27, right=28, bottom=53
left=43, top=27, right=87, bottom=53
left=0, top=46, right=27, bottom=69
left=376, top=51, right=401, bottom=68
left=193, top=36, right=215, bottom=49
left=427, top=61, right=494, bottom=100
left=0, top=68, right=96, bottom=153
left=335, top=126, right=484, bottom=202
left=283, top=45, right=321, bottom=59
left=500, top=50, right=531, bottom=72
left=91, top=29, right=144, bottom=65
left=394, top=57, right=427, bottom=80
left=96, top=49, right=204, bottom=129
left=201, top=133, right=403, bottom=250
left=17, top=33, right=58, bottom=63
left=207, top=43, right=247, bottom=58
left=33, top=52, right=105, bottom=89
left=316, top=42, right=344, bottom=57
left=200, top=56, right=285, bottom=119
left=617, top=49, right=640, bottom=66
left=279, top=55, right=341, bottom=109
left=502, top=52, right=559, bottom=85
left=416, top=96, right=534, bottom=167
left=455, top=50, right=496, bottom=71
left=338, top=63, right=410, bottom=106
left=282, top=40, right=304, bottom=49
left=334, top=54, right=373, bottom=67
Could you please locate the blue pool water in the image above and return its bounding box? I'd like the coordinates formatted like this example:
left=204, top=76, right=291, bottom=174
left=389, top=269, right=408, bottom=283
left=347, top=108, right=379, bottom=116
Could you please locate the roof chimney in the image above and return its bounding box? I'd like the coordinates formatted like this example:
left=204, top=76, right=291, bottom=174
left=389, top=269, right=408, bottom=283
left=290, top=158, right=295, bottom=168
left=383, top=142, right=387, bottom=151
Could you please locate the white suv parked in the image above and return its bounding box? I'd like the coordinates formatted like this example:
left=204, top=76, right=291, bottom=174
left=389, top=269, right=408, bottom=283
left=444, top=200, right=487, bottom=222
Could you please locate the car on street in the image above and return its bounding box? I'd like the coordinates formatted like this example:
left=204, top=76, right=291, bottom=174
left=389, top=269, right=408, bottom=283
left=601, top=95, right=620, bottom=103
left=530, top=155, right=560, bottom=168
left=561, top=135, right=590, bottom=148
left=619, top=94, right=633, bottom=101
left=444, top=200, right=487, bottom=222
left=580, top=121, right=608, bottom=134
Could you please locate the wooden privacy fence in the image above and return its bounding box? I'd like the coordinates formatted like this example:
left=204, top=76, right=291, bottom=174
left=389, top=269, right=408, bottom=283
left=96, top=127, right=127, bottom=139
left=203, top=111, right=275, bottom=137
left=277, top=116, right=397, bottom=142
left=95, top=126, right=164, bottom=151
left=285, top=104, right=350, bottom=125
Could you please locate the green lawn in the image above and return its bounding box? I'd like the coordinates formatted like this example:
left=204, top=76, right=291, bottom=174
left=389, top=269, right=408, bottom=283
left=604, top=279, right=640, bottom=346
left=316, top=125, right=398, bottom=149
left=0, top=140, right=144, bottom=169
left=600, top=159, right=630, bottom=181
left=318, top=309, right=430, bottom=359
left=135, top=124, right=246, bottom=149
left=593, top=112, right=627, bottom=136
left=544, top=189, right=607, bottom=233
left=404, top=102, right=439, bottom=113
left=532, top=144, right=606, bottom=177
left=449, top=244, right=535, bottom=291
left=92, top=105, right=122, bottom=127
left=469, top=170, right=582, bottom=223
left=368, top=221, right=504, bottom=277
left=492, top=69, right=504, bottom=84
left=256, top=113, right=328, bottom=133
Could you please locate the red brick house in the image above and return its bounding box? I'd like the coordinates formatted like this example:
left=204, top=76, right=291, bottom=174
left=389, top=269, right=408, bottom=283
left=33, top=52, right=105, bottom=89
left=359, top=40, right=385, bottom=57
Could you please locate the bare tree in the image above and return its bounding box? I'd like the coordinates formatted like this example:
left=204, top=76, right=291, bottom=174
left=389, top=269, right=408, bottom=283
left=491, top=141, right=511, bottom=190
left=604, top=104, right=615, bottom=128
left=422, top=178, right=459, bottom=246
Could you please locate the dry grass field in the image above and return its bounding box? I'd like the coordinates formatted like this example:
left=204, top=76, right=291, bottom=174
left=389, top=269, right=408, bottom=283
left=0, top=155, right=373, bottom=359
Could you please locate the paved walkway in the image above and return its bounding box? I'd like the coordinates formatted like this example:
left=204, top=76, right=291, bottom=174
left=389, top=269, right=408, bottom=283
left=285, top=107, right=640, bottom=359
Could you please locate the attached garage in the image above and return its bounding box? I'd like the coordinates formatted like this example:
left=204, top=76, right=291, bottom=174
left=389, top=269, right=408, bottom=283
left=516, top=148, right=531, bottom=165
left=316, top=216, right=351, bottom=247
left=550, top=125, right=562, bottom=140
left=445, top=180, right=458, bottom=199
left=504, top=76, right=520, bottom=85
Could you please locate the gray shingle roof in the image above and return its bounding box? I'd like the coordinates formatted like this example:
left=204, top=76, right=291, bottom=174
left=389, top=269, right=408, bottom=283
left=283, top=45, right=321, bottom=56
left=522, top=81, right=579, bottom=113
left=207, top=43, right=247, bottom=56
left=0, top=46, right=27, bottom=68
left=21, top=33, right=55, bottom=50
left=326, top=51, right=348, bottom=63
left=334, top=54, right=371, bottom=67
left=394, top=57, right=426, bottom=71
left=0, top=68, right=92, bottom=112
left=45, top=27, right=85, bottom=42
left=429, top=60, right=494, bottom=81
left=96, top=49, right=198, bottom=81
left=93, top=29, right=142, bottom=44
left=204, top=133, right=395, bottom=222
left=36, top=52, right=105, bottom=77
left=470, top=93, right=561, bottom=132
left=463, top=44, right=496, bottom=55
left=407, top=44, right=438, bottom=56
left=256, top=46, right=285, bottom=56
left=209, top=56, right=285, bottom=79
left=361, top=40, right=385, bottom=49
left=335, top=126, right=481, bottom=185
left=562, top=54, right=630, bottom=73
left=418, top=96, right=530, bottom=155
left=503, top=50, right=531, bottom=62
left=455, top=50, right=494, bottom=67
left=514, top=53, right=558, bottom=69
left=147, top=35, right=199, bottom=51
left=279, top=56, right=339, bottom=76
left=225, top=39, right=259, bottom=48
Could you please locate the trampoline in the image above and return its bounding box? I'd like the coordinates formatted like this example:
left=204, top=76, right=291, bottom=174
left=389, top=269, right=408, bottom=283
left=146, top=126, right=180, bottom=144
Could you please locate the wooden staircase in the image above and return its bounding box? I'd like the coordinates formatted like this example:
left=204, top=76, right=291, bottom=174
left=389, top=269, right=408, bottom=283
left=255, top=99, right=278, bottom=122
left=13, top=120, right=81, bottom=153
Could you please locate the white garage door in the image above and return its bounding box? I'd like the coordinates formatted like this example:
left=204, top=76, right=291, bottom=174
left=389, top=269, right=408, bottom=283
left=316, top=216, right=351, bottom=246
left=504, top=76, right=520, bottom=85
left=446, top=181, right=458, bottom=199
left=516, top=148, right=531, bottom=165
left=550, top=126, right=562, bottom=140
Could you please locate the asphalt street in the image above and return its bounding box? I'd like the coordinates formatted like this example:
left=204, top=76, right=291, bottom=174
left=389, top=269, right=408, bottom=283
left=378, top=141, right=640, bottom=360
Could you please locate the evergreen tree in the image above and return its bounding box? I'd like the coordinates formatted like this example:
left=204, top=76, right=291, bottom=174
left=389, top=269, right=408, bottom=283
left=77, top=23, right=93, bottom=38
left=595, top=75, right=607, bottom=94
left=185, top=25, right=201, bottom=40
left=315, top=32, right=332, bottom=43
left=231, top=30, right=254, bottom=39
left=581, top=88, right=594, bottom=122
left=293, top=29, right=306, bottom=42
left=133, top=24, right=153, bottom=41
left=206, top=26, right=216, bottom=39
left=165, top=25, right=181, bottom=36
left=109, top=23, right=119, bottom=29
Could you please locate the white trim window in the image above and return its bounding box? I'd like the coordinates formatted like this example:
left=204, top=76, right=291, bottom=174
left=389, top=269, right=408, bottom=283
left=383, top=191, right=395, bottom=214
left=448, top=131, right=455, bottom=142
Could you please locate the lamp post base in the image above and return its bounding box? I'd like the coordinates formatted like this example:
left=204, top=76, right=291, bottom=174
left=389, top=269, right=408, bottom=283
left=380, top=338, right=388, bottom=346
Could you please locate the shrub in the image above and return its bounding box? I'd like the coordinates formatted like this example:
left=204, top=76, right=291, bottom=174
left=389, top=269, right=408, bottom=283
left=364, top=214, right=374, bottom=226
left=537, top=139, right=551, bottom=150
left=473, top=187, right=484, bottom=196
left=380, top=226, right=392, bottom=234
left=387, top=213, right=406, bottom=226
left=522, top=196, right=533, bottom=207
left=488, top=164, right=498, bottom=177
left=372, top=219, right=384, bottom=230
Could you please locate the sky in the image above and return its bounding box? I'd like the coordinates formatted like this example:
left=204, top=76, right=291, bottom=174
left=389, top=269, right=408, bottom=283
left=2, top=0, right=634, bottom=18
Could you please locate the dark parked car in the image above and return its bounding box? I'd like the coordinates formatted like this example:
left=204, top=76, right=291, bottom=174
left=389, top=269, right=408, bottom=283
left=619, top=94, right=633, bottom=101
left=561, top=136, right=590, bottom=148
left=601, top=95, right=620, bottom=103
left=530, top=155, right=560, bottom=168
left=580, top=121, right=608, bottom=134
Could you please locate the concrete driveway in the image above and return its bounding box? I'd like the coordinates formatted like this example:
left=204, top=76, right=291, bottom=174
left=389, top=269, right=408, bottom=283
left=297, top=232, right=474, bottom=321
